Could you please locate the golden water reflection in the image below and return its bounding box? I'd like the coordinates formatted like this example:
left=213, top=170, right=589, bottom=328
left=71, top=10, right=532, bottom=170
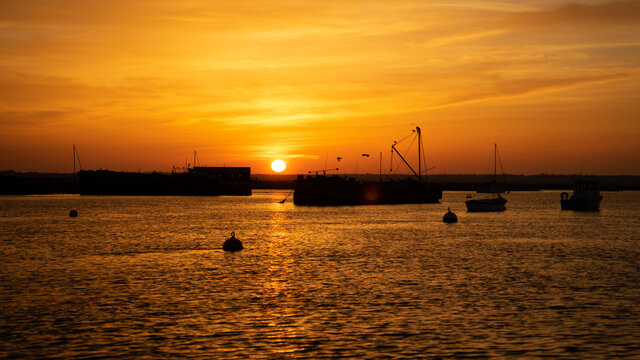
left=2, top=192, right=640, bottom=358
left=262, top=196, right=307, bottom=354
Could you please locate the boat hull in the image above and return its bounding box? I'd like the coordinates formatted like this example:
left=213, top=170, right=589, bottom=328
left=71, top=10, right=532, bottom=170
left=465, top=197, right=507, bottom=212
left=560, top=179, right=603, bottom=211
left=293, top=177, right=442, bottom=206
left=561, top=197, right=602, bottom=211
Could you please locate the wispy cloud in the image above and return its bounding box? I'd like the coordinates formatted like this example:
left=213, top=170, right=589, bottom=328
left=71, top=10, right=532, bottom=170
left=1, top=1, right=639, bottom=173
left=505, top=0, right=640, bottom=27
left=0, top=110, right=75, bottom=126
left=439, top=72, right=634, bottom=107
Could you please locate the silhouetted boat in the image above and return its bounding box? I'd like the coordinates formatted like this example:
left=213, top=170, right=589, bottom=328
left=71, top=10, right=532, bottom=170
left=293, top=127, right=442, bottom=205
left=465, top=194, right=507, bottom=212
left=465, top=144, right=507, bottom=212
left=561, top=178, right=602, bottom=211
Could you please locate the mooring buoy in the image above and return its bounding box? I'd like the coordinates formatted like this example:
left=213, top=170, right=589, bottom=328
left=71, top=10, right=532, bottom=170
left=223, top=232, right=243, bottom=252
left=443, top=208, right=458, bottom=223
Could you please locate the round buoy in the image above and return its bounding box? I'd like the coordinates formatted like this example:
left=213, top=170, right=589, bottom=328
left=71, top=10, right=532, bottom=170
left=69, top=209, right=78, bottom=218
left=223, top=232, right=243, bottom=252
left=443, top=208, right=458, bottom=223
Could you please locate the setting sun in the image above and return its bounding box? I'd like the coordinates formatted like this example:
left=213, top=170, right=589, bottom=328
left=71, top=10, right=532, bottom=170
left=271, top=159, right=286, bottom=173
left=0, top=1, right=639, bottom=176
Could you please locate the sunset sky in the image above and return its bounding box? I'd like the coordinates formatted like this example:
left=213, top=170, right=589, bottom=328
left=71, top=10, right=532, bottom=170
left=1, top=0, right=639, bottom=174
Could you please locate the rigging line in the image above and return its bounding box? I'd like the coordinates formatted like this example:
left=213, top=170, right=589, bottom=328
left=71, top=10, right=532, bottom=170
left=391, top=159, right=402, bottom=175
left=391, top=132, right=418, bottom=175
left=391, top=148, right=400, bottom=175
left=421, top=137, right=428, bottom=179
left=394, top=131, right=414, bottom=145
left=392, top=160, right=404, bottom=175
left=496, top=145, right=506, bottom=183
left=391, top=147, right=404, bottom=175
left=75, top=145, right=82, bottom=171
left=402, top=134, right=417, bottom=160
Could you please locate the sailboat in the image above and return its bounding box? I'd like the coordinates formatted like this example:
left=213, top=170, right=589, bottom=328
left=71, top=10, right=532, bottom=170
left=465, top=144, right=507, bottom=212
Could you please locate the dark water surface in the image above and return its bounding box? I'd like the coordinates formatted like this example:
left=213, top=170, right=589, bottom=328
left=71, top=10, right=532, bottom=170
left=1, top=191, right=639, bottom=358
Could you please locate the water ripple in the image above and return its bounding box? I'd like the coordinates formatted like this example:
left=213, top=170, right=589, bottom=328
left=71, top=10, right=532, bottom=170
left=1, top=191, right=639, bottom=358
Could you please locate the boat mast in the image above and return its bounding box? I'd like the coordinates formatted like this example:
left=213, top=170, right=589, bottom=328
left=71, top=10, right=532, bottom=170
left=494, top=143, right=497, bottom=184
left=72, top=144, right=82, bottom=174
left=379, top=151, right=382, bottom=182
left=417, top=127, right=421, bottom=183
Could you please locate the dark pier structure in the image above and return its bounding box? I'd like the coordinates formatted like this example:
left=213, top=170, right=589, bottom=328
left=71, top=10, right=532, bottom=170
left=78, top=167, right=251, bottom=196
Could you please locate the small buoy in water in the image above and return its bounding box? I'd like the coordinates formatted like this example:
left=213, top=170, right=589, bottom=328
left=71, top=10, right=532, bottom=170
left=443, top=208, right=458, bottom=223
left=223, top=232, right=243, bottom=252
left=69, top=209, right=78, bottom=218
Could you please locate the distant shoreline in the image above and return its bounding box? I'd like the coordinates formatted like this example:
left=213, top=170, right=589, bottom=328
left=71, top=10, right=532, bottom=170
left=1, top=170, right=638, bottom=194
left=250, top=173, right=638, bottom=191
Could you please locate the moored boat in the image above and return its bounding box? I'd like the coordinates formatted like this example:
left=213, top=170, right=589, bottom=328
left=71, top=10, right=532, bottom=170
left=465, top=144, right=508, bottom=212
left=561, top=178, right=602, bottom=211
left=465, top=194, right=507, bottom=212
left=293, top=175, right=442, bottom=205
left=293, top=127, right=442, bottom=206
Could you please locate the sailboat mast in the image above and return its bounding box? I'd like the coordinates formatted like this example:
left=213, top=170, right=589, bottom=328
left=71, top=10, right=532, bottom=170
left=494, top=143, right=497, bottom=183
left=72, top=144, right=83, bottom=173
left=379, top=151, right=382, bottom=182
left=417, top=127, right=421, bottom=183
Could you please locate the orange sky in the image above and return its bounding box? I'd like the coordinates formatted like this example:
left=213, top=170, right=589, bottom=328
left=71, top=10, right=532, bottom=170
left=1, top=0, right=639, bottom=175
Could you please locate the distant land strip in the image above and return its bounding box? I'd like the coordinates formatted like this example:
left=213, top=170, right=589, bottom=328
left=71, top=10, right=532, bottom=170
left=1, top=171, right=638, bottom=195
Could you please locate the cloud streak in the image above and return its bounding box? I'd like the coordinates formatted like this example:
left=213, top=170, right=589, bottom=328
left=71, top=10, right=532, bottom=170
left=505, top=0, right=640, bottom=27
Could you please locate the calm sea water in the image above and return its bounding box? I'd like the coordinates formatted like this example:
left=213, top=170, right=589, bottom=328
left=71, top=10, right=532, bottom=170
left=1, top=190, right=639, bottom=359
